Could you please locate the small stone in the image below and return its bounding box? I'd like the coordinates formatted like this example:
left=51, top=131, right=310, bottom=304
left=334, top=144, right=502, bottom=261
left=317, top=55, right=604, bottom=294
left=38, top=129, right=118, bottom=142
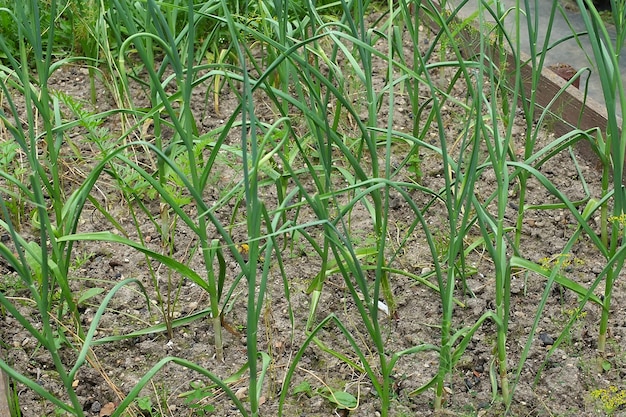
left=539, top=332, right=554, bottom=346
left=90, top=401, right=101, bottom=413
left=235, top=387, right=247, bottom=400
left=99, top=402, right=116, bottom=417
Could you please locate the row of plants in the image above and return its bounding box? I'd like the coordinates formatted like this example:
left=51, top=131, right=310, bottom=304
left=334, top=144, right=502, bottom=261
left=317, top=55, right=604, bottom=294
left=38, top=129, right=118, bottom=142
left=0, top=0, right=624, bottom=415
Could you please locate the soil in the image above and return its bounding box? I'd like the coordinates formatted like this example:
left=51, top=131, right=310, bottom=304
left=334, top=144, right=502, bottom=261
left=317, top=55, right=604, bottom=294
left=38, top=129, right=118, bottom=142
left=1, top=12, right=625, bottom=417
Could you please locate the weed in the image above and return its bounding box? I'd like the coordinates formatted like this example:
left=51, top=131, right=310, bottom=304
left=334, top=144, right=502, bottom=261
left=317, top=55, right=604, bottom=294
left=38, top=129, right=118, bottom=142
left=406, top=151, right=422, bottom=183
left=590, top=386, right=626, bottom=416
left=181, top=381, right=216, bottom=416
left=539, top=254, right=585, bottom=270
left=292, top=381, right=357, bottom=411
left=71, top=251, right=95, bottom=271
left=0, top=139, right=27, bottom=228
left=136, top=396, right=156, bottom=416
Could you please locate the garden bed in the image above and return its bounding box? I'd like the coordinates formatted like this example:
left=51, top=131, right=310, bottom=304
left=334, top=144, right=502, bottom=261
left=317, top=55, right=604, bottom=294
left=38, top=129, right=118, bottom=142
left=1, top=1, right=626, bottom=417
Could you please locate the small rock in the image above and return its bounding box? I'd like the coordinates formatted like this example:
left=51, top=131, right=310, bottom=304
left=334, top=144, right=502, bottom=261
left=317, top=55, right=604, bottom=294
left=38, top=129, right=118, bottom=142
left=99, top=402, right=115, bottom=417
left=474, top=363, right=484, bottom=374
left=539, top=332, right=554, bottom=346
left=235, top=387, right=247, bottom=400
left=90, top=400, right=101, bottom=414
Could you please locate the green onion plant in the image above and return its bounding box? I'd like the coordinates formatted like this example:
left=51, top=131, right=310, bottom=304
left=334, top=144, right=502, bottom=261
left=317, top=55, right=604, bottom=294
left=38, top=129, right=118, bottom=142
left=574, top=0, right=626, bottom=356
left=0, top=2, right=154, bottom=415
